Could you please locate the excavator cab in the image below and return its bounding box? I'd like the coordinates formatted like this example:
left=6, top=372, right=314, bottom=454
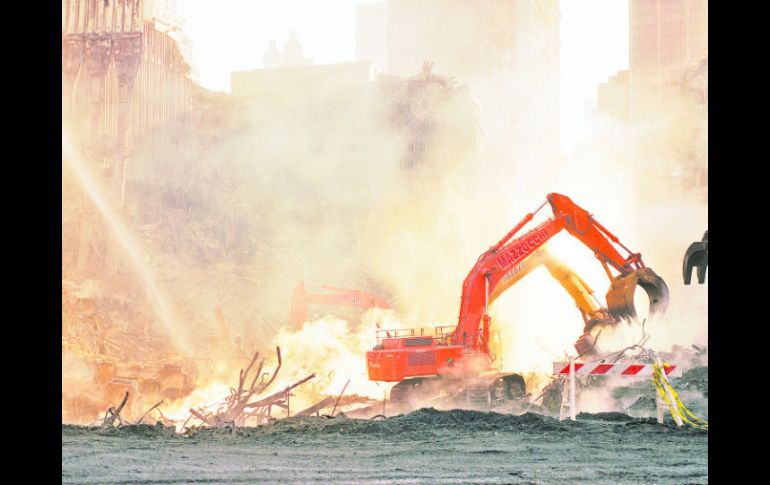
left=683, top=231, right=708, bottom=285
left=605, top=267, right=670, bottom=322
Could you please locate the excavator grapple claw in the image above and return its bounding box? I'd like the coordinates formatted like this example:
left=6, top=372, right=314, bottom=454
left=683, top=231, right=708, bottom=285
left=606, top=268, right=669, bottom=322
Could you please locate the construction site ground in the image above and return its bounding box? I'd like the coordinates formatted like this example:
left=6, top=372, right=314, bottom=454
left=62, top=408, right=707, bottom=485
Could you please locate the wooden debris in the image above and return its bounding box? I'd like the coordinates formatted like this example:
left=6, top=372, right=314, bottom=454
left=133, top=399, right=165, bottom=425
left=296, top=396, right=336, bottom=416
left=157, top=408, right=181, bottom=428
left=180, top=413, right=193, bottom=430
left=243, top=373, right=315, bottom=410
left=331, top=378, right=351, bottom=416
left=189, top=408, right=214, bottom=426
left=88, top=345, right=321, bottom=431
left=183, top=346, right=317, bottom=429
left=101, top=391, right=129, bottom=428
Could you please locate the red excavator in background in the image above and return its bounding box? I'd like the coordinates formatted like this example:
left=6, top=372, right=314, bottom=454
left=290, top=281, right=391, bottom=327
left=366, top=193, right=669, bottom=407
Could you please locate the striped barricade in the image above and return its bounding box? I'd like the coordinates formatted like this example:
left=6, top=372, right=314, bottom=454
left=552, top=358, right=683, bottom=425
left=552, top=361, right=682, bottom=378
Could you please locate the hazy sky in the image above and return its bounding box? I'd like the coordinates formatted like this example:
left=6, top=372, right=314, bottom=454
left=176, top=0, right=629, bottom=155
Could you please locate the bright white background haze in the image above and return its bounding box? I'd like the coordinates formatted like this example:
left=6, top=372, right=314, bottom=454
left=176, top=0, right=629, bottom=155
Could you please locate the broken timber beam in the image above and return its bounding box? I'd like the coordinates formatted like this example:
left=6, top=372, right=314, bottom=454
left=189, top=408, right=212, bottom=426
left=331, top=378, right=351, bottom=416
left=243, top=373, right=316, bottom=410
left=133, top=399, right=164, bottom=425
left=101, top=391, right=129, bottom=428
left=296, top=396, right=336, bottom=417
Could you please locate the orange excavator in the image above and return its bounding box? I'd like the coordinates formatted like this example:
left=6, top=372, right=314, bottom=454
left=366, top=193, right=669, bottom=406
left=289, top=281, right=391, bottom=327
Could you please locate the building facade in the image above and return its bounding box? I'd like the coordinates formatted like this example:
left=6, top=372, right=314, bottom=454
left=628, top=0, right=708, bottom=120
left=377, top=62, right=481, bottom=185
left=230, top=60, right=479, bottom=190
left=231, top=61, right=378, bottom=97
left=596, top=70, right=630, bottom=121
left=385, top=0, right=561, bottom=168
left=62, top=0, right=202, bottom=278
left=594, top=1, right=708, bottom=202
left=62, top=0, right=199, bottom=204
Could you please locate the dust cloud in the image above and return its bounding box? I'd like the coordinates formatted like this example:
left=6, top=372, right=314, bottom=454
left=62, top=8, right=706, bottom=422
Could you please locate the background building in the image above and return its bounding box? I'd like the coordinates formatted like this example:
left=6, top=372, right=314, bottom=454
left=592, top=0, right=707, bottom=202
left=62, top=0, right=206, bottom=421
left=232, top=60, right=378, bottom=97
left=356, top=2, right=388, bottom=72
left=62, top=0, right=200, bottom=209
left=628, top=0, right=708, bottom=120
left=384, top=0, right=561, bottom=171
left=377, top=63, right=481, bottom=189
left=230, top=59, right=479, bottom=202
left=596, top=70, right=630, bottom=121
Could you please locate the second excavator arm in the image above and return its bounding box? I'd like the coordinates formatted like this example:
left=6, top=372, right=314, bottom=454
left=489, top=247, right=614, bottom=331
left=290, top=281, right=391, bottom=327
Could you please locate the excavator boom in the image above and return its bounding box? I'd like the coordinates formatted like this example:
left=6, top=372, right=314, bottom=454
left=452, top=217, right=567, bottom=352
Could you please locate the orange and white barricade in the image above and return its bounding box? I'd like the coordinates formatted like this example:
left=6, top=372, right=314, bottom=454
left=552, top=357, right=685, bottom=425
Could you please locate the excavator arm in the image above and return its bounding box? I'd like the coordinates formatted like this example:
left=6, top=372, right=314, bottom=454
left=290, top=281, right=391, bottom=327
left=488, top=247, right=615, bottom=355
left=451, top=193, right=669, bottom=355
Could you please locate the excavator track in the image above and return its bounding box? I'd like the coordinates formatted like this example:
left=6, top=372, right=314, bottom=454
left=389, top=377, right=440, bottom=408
left=465, top=377, right=493, bottom=409
left=389, top=373, right=528, bottom=412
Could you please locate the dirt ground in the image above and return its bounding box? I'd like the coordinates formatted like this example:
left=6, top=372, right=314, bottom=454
left=62, top=409, right=707, bottom=484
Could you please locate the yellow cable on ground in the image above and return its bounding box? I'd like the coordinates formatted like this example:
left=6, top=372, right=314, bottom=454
left=653, top=363, right=708, bottom=430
